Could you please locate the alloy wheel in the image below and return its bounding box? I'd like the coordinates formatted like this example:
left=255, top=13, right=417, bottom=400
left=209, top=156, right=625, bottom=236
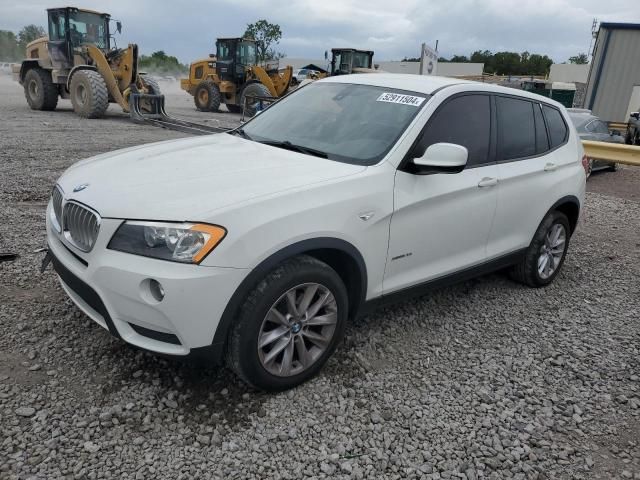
left=537, top=223, right=566, bottom=280
left=257, top=283, right=338, bottom=377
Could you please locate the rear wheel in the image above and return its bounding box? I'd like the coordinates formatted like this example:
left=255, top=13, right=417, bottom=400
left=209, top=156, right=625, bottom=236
left=23, top=68, right=58, bottom=111
left=240, top=82, right=272, bottom=117
left=69, top=70, right=108, bottom=118
left=227, top=255, right=348, bottom=391
left=194, top=81, right=221, bottom=112
left=510, top=211, right=570, bottom=288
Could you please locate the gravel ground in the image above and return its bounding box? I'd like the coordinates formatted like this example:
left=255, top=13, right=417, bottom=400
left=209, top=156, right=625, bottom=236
left=1, top=73, right=640, bottom=479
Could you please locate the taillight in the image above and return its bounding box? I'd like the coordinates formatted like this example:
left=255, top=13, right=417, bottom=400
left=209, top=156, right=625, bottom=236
left=581, top=155, right=589, bottom=175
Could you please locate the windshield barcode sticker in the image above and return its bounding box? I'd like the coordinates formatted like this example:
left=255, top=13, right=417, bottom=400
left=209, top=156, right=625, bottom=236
left=376, top=93, right=426, bottom=106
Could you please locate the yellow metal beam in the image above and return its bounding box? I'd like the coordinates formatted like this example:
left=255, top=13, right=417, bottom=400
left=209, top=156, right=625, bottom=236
left=582, top=140, right=640, bottom=167
left=608, top=122, right=629, bottom=132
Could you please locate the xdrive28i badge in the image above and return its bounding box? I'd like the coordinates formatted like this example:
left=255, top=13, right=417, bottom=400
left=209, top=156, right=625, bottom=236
left=73, top=183, right=89, bottom=192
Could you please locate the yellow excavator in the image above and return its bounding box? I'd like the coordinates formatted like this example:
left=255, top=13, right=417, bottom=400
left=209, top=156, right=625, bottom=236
left=180, top=37, right=292, bottom=116
left=13, top=7, right=162, bottom=119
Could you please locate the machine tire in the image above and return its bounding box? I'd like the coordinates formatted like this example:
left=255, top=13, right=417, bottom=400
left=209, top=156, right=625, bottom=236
left=141, top=76, right=161, bottom=95
left=225, top=104, right=243, bottom=114
left=138, top=76, right=162, bottom=114
left=194, top=81, right=221, bottom=112
left=226, top=255, right=348, bottom=391
left=23, top=68, right=58, bottom=111
left=240, top=82, right=272, bottom=117
left=69, top=70, right=109, bottom=119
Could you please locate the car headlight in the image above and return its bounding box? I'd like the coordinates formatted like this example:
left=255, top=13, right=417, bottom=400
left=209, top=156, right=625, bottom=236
left=107, top=221, right=226, bottom=264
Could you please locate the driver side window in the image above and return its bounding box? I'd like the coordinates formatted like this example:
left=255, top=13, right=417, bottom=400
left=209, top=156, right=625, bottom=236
left=414, top=94, right=492, bottom=167
left=48, top=13, right=66, bottom=41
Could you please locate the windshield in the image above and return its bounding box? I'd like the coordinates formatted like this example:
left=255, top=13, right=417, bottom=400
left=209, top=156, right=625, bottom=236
left=241, top=82, right=430, bottom=165
left=352, top=52, right=372, bottom=69
left=69, top=11, right=109, bottom=49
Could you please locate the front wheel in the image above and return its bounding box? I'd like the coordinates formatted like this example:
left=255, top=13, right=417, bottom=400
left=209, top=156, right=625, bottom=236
left=227, top=255, right=348, bottom=391
left=69, top=70, right=108, bottom=118
left=510, top=211, right=571, bottom=287
left=240, top=82, right=272, bottom=117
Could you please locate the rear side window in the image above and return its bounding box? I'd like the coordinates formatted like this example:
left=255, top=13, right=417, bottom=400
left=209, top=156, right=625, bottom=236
left=533, top=103, right=549, bottom=154
left=416, top=94, right=491, bottom=166
left=497, top=96, right=536, bottom=160
left=542, top=105, right=568, bottom=148
left=592, top=120, right=610, bottom=134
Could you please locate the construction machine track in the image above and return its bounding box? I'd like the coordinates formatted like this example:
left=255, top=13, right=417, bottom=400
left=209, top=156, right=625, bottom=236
left=129, top=93, right=230, bottom=136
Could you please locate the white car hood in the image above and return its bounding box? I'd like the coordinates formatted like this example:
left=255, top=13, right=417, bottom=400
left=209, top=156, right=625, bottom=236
left=57, top=133, right=366, bottom=220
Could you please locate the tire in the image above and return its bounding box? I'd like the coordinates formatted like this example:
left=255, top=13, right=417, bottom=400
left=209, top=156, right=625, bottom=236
left=138, top=76, right=162, bottom=114
left=225, top=104, right=243, bottom=114
left=141, top=76, right=161, bottom=95
left=609, top=162, right=618, bottom=172
left=194, top=81, right=221, bottom=112
left=69, top=70, right=108, bottom=118
left=227, top=255, right=348, bottom=391
left=510, top=211, right=571, bottom=288
left=23, top=68, right=58, bottom=111
left=240, top=82, right=272, bottom=117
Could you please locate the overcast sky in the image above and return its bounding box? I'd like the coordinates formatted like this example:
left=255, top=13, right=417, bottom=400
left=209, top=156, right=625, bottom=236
left=1, top=0, right=639, bottom=63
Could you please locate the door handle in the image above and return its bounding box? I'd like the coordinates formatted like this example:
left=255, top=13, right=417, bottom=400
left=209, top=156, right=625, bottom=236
left=477, top=177, right=498, bottom=188
left=544, top=162, right=557, bottom=172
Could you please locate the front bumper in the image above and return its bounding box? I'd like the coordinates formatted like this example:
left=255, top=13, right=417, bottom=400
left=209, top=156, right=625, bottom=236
left=46, top=203, right=248, bottom=356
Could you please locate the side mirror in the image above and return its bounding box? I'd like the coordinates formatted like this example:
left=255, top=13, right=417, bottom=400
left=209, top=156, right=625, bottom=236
left=611, top=130, right=621, bottom=137
left=413, top=143, right=468, bottom=172
left=631, top=112, right=640, bottom=120
left=116, top=21, right=122, bottom=34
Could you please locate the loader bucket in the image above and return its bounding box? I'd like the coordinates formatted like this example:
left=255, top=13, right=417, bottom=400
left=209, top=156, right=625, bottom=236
left=128, top=92, right=169, bottom=122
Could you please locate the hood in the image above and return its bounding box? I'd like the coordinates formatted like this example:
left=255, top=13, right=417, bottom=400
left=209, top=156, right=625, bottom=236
left=57, top=133, right=365, bottom=220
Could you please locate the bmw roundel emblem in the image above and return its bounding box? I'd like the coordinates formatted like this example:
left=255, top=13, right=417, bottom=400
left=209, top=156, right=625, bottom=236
left=73, top=183, right=89, bottom=193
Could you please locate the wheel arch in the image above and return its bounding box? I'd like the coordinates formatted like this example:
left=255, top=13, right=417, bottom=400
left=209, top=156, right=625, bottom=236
left=207, top=237, right=368, bottom=362
left=19, top=60, right=46, bottom=83
left=547, top=195, right=581, bottom=235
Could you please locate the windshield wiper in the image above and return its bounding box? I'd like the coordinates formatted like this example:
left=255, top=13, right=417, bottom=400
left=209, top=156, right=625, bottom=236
left=229, top=128, right=253, bottom=140
left=260, top=140, right=328, bottom=158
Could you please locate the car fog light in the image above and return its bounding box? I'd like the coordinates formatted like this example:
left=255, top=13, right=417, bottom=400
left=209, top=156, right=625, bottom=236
left=149, top=279, right=165, bottom=302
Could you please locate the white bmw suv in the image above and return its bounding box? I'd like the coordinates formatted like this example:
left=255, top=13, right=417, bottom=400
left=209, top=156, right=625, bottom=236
left=46, top=74, right=586, bottom=390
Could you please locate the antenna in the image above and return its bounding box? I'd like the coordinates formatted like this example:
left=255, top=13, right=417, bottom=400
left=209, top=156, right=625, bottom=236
left=588, top=18, right=598, bottom=61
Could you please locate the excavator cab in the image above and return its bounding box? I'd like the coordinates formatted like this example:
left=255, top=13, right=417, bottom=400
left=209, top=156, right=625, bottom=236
left=330, top=48, right=375, bottom=75
left=215, top=38, right=258, bottom=84
left=46, top=7, right=111, bottom=70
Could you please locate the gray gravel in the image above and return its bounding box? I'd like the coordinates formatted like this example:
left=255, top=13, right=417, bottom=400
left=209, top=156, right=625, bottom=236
left=1, top=73, right=640, bottom=479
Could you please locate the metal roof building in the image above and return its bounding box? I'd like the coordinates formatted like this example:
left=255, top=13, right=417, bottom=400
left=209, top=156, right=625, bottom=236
left=584, top=22, right=640, bottom=122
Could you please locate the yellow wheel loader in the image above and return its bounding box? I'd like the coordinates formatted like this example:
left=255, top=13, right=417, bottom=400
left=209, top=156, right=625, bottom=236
left=180, top=37, right=292, bottom=117
left=14, top=7, right=162, bottom=119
